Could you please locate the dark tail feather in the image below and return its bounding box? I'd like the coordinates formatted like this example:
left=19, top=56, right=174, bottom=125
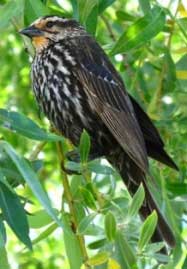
left=130, top=95, right=178, bottom=171
left=108, top=152, right=176, bottom=249
left=146, top=141, right=178, bottom=171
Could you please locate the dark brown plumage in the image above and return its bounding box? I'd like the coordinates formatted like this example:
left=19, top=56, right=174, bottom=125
left=19, top=15, right=178, bottom=249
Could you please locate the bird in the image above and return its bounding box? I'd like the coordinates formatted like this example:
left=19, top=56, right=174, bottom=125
left=19, top=15, right=178, bottom=249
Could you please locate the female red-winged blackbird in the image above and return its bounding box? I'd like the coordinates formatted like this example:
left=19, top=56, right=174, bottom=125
left=20, top=16, right=178, bottom=248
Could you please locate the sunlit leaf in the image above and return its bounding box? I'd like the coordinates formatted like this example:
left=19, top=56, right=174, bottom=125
left=62, top=214, right=83, bottom=269
left=87, top=251, right=109, bottom=266
left=108, top=258, right=121, bottom=269
left=0, top=181, right=31, bottom=249
left=104, top=211, right=117, bottom=241
left=0, top=217, right=6, bottom=248
left=0, top=109, right=64, bottom=141
left=88, top=238, right=107, bottom=249
left=28, top=209, right=59, bottom=229
left=0, top=248, right=10, bottom=269
left=138, top=0, right=151, bottom=14
left=111, top=6, right=165, bottom=55
left=79, top=130, right=91, bottom=164
left=138, top=210, right=158, bottom=251
left=78, top=213, right=97, bottom=234
left=128, top=183, right=145, bottom=218
left=0, top=141, right=63, bottom=230
left=80, top=187, right=97, bottom=210
left=115, top=231, right=137, bottom=269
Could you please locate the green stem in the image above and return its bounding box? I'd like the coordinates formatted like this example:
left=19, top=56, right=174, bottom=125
left=56, top=142, right=90, bottom=268
left=148, top=1, right=179, bottom=117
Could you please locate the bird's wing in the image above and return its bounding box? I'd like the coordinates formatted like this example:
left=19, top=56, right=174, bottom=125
left=70, top=36, right=148, bottom=172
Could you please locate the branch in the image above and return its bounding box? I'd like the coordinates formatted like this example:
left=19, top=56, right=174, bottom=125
left=56, top=142, right=90, bottom=268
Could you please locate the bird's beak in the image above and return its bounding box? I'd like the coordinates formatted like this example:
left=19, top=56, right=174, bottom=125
left=19, top=25, right=44, bottom=38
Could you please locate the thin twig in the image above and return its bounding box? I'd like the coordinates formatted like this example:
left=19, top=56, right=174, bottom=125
left=29, top=142, right=47, bottom=161
left=56, top=142, right=90, bottom=268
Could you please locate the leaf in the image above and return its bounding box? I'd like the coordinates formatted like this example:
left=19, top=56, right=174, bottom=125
left=0, top=141, right=63, bottom=230
left=98, top=0, right=116, bottom=14
left=0, top=0, right=23, bottom=30
left=25, top=0, right=49, bottom=23
left=70, top=0, right=79, bottom=19
left=87, top=252, right=109, bottom=266
left=0, top=109, right=64, bottom=141
left=115, top=231, right=137, bottom=269
left=138, top=0, right=151, bottom=14
left=108, top=258, right=121, bottom=269
left=78, top=0, right=97, bottom=24
left=88, top=161, right=115, bottom=175
left=128, top=183, right=145, bottom=218
left=138, top=210, right=158, bottom=251
left=176, top=70, right=187, bottom=80
left=80, top=187, right=97, bottom=210
left=0, top=217, right=6, bottom=248
left=77, top=0, right=98, bottom=34
left=62, top=214, right=83, bottom=269
left=78, top=213, right=97, bottom=234
left=0, top=248, right=10, bottom=269
left=32, top=223, right=58, bottom=245
left=116, top=11, right=135, bottom=22
left=88, top=238, right=107, bottom=249
left=28, top=209, right=59, bottom=229
left=0, top=181, right=31, bottom=249
left=79, top=130, right=91, bottom=164
left=85, top=3, right=98, bottom=35
left=111, top=6, right=166, bottom=55
left=104, top=211, right=117, bottom=241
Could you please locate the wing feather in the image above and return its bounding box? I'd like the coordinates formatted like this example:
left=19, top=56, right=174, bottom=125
left=69, top=35, right=148, bottom=172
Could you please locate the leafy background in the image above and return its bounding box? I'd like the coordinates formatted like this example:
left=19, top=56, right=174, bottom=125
left=0, top=0, right=187, bottom=268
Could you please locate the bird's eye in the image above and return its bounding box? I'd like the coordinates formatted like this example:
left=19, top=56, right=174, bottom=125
left=46, top=21, right=54, bottom=28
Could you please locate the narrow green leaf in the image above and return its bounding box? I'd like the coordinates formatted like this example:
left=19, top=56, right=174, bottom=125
left=32, top=222, right=57, bottom=245
left=111, top=6, right=166, bottom=55
left=104, top=211, right=117, bottom=241
left=0, top=141, right=63, bottom=230
left=88, top=238, right=107, bottom=249
left=70, top=0, right=79, bottom=19
left=62, top=214, right=83, bottom=269
left=85, top=3, right=98, bottom=35
left=88, top=162, right=115, bottom=175
left=0, top=109, right=64, bottom=141
left=78, top=213, right=96, bottom=234
left=128, top=183, right=145, bottom=218
left=138, top=210, right=158, bottom=251
left=138, top=0, right=151, bottom=14
left=87, top=251, right=109, bottom=266
left=78, top=0, right=97, bottom=24
left=77, top=0, right=98, bottom=34
left=0, top=248, right=10, bottom=269
left=0, top=0, right=23, bottom=30
left=0, top=217, right=6, bottom=248
left=0, top=181, right=31, bottom=249
left=28, top=209, right=59, bottom=229
left=80, top=187, right=97, bottom=210
left=98, top=0, right=116, bottom=14
left=116, top=11, right=136, bottom=22
left=79, top=130, right=91, bottom=164
left=25, top=0, right=49, bottom=23
left=115, top=231, right=137, bottom=269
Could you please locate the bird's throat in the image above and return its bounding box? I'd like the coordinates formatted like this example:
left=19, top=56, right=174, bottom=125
left=32, top=36, right=49, bottom=51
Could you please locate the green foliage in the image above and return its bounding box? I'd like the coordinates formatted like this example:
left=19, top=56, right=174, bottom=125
left=0, top=0, right=186, bottom=268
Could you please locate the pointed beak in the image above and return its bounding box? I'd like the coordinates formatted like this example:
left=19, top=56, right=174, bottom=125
left=19, top=25, right=44, bottom=38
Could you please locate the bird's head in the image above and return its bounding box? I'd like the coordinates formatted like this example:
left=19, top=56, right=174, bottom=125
left=19, top=16, right=84, bottom=52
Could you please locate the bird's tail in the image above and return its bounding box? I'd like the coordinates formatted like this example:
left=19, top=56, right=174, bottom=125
left=108, top=151, right=176, bottom=249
